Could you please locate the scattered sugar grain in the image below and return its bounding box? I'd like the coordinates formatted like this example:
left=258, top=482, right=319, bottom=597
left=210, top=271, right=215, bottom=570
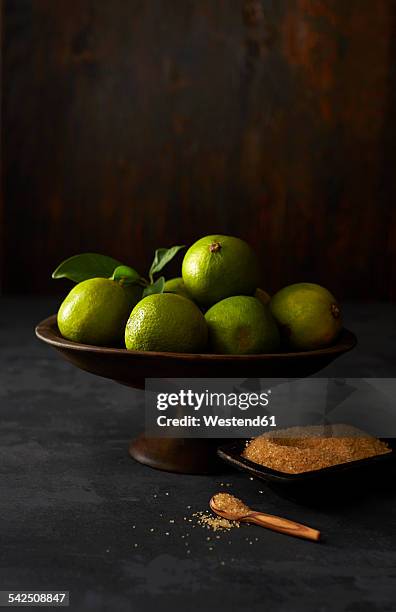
left=193, top=510, right=240, bottom=532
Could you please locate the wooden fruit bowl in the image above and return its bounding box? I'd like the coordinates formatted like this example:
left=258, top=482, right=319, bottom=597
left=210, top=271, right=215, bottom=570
left=35, top=314, right=357, bottom=473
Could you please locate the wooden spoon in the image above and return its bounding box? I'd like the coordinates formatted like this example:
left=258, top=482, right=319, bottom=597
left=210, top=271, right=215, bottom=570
left=210, top=493, right=320, bottom=542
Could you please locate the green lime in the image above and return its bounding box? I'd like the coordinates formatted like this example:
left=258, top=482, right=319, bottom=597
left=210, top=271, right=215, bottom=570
left=164, top=277, right=191, bottom=300
left=270, top=282, right=342, bottom=350
left=182, top=235, right=260, bottom=307
left=125, top=293, right=207, bottom=352
left=205, top=296, right=280, bottom=354
left=58, top=278, right=131, bottom=346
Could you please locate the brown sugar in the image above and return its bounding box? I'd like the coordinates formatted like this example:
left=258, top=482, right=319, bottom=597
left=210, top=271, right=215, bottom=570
left=242, top=424, right=391, bottom=474
left=193, top=510, right=240, bottom=531
left=211, top=493, right=250, bottom=519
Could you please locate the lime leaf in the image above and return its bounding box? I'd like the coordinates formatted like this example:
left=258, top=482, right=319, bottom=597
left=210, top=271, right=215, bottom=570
left=142, top=276, right=165, bottom=298
left=111, top=265, right=141, bottom=286
left=52, top=253, right=123, bottom=283
left=149, top=245, right=185, bottom=281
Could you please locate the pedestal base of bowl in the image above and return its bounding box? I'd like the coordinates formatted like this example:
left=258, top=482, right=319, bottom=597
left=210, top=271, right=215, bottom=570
left=128, top=435, right=223, bottom=474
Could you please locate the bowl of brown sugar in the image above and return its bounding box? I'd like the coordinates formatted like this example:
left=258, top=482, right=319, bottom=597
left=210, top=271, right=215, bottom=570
left=217, top=425, right=396, bottom=502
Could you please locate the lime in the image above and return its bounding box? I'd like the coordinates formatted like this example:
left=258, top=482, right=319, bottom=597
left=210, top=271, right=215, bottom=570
left=164, top=277, right=191, bottom=300
left=205, top=296, right=280, bottom=354
left=58, top=278, right=131, bottom=346
left=125, top=293, right=207, bottom=352
left=182, top=235, right=260, bottom=307
left=270, top=282, right=342, bottom=350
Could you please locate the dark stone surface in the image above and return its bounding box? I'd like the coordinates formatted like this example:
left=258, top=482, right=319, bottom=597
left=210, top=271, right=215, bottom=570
left=1, top=298, right=396, bottom=611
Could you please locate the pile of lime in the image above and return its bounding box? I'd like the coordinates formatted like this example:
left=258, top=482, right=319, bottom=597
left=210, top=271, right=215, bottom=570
left=54, top=235, right=342, bottom=354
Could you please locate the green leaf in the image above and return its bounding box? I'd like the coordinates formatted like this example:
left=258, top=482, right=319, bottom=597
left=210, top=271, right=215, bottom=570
left=142, top=276, right=165, bottom=298
left=52, top=253, right=123, bottom=283
left=149, top=245, right=185, bottom=282
left=110, top=265, right=141, bottom=286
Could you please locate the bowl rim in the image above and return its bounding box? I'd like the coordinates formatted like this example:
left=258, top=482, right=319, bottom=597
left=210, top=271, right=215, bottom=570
left=35, top=314, right=357, bottom=361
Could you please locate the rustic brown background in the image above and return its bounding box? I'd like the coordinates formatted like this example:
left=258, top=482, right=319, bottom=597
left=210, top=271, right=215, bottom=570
left=2, top=0, right=396, bottom=298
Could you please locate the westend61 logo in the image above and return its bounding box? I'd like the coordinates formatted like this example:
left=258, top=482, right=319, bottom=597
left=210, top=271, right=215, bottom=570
left=156, top=389, right=271, bottom=411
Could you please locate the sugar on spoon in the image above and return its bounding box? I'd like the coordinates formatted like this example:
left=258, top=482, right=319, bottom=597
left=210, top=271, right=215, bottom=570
left=210, top=493, right=321, bottom=542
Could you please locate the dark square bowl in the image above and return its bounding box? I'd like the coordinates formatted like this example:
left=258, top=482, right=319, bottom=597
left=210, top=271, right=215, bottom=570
left=217, top=438, right=396, bottom=505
